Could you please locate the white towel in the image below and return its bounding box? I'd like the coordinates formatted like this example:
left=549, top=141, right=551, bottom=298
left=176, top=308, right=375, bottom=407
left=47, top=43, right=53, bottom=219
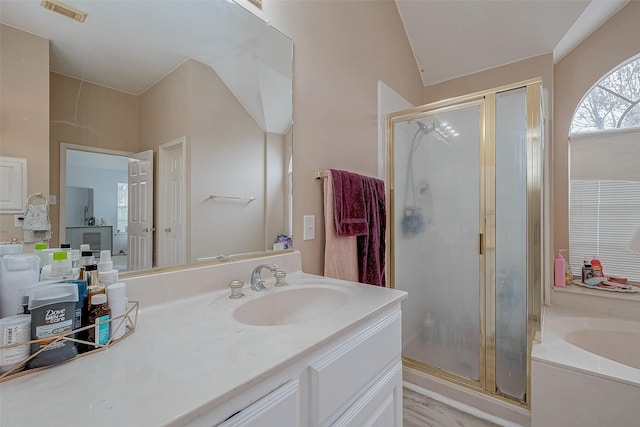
left=23, top=204, right=51, bottom=243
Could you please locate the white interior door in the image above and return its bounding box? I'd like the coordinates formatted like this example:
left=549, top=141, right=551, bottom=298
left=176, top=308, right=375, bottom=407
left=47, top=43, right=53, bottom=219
left=157, top=138, right=186, bottom=267
left=128, top=150, right=153, bottom=271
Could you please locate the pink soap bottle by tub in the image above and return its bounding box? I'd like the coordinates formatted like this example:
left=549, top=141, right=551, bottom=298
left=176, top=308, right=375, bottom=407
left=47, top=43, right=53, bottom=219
left=554, top=249, right=567, bottom=288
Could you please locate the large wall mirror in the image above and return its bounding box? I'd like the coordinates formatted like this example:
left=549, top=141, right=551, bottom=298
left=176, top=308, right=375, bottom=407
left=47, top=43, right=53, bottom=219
left=1, top=0, right=293, bottom=275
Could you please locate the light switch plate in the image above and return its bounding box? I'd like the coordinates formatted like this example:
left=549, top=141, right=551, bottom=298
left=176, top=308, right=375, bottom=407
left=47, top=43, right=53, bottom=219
left=48, top=195, right=57, bottom=205
left=14, top=215, right=24, bottom=228
left=303, top=215, right=315, bottom=240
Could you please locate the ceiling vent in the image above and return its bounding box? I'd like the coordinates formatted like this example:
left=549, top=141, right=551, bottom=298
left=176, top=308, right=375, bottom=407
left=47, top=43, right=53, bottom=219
left=40, top=0, right=88, bottom=23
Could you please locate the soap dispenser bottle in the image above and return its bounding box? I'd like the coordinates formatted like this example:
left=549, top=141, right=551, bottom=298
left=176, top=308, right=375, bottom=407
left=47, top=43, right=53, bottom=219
left=554, top=250, right=566, bottom=288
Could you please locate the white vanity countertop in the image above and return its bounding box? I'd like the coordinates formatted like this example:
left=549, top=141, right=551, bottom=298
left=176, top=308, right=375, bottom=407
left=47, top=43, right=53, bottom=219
left=0, top=271, right=406, bottom=426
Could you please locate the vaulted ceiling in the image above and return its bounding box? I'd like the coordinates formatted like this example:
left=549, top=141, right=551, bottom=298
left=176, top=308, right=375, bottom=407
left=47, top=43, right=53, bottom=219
left=395, top=0, right=629, bottom=86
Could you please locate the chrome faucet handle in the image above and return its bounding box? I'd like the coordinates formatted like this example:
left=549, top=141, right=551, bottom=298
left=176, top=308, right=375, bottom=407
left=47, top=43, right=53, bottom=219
left=228, top=280, right=244, bottom=299
left=274, top=270, right=287, bottom=287
left=250, top=263, right=279, bottom=291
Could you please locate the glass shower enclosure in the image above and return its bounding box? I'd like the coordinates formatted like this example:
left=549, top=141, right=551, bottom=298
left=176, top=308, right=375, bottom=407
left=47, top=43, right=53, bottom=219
left=387, top=80, right=543, bottom=405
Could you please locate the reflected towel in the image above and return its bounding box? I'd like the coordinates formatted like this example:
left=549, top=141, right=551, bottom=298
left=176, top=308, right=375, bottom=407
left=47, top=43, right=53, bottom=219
left=23, top=204, right=51, bottom=243
left=324, top=170, right=359, bottom=282
left=330, top=169, right=368, bottom=236
left=357, top=177, right=386, bottom=287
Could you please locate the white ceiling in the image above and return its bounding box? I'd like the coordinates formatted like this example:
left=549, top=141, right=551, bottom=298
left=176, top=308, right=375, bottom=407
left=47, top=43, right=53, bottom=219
left=395, top=0, right=629, bottom=86
left=0, top=0, right=293, bottom=134
left=0, top=0, right=629, bottom=125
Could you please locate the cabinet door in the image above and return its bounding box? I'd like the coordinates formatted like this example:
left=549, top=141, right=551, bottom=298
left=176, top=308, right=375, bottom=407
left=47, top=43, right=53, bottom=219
left=332, top=361, right=403, bottom=427
left=219, top=380, right=299, bottom=427
left=309, top=309, right=401, bottom=425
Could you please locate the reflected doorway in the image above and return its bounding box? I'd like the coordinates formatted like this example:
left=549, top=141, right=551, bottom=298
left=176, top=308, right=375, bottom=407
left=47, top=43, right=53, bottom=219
left=60, top=143, right=153, bottom=272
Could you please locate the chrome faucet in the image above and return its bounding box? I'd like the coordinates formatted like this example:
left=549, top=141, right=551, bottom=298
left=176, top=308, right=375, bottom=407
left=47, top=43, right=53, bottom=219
left=250, top=263, right=279, bottom=291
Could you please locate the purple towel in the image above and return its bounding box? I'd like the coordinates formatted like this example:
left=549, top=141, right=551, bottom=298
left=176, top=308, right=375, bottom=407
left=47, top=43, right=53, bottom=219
left=357, top=177, right=386, bottom=287
left=330, top=169, right=368, bottom=236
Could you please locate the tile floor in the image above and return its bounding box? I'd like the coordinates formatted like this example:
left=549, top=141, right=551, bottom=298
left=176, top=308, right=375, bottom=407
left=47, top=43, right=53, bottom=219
left=403, top=387, right=501, bottom=427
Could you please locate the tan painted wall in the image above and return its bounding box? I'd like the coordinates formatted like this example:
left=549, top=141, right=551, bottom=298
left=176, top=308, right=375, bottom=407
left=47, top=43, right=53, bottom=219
left=140, top=59, right=271, bottom=262
left=138, top=60, right=191, bottom=263
left=188, top=59, right=266, bottom=260
left=0, top=25, right=49, bottom=247
left=264, top=0, right=424, bottom=274
left=49, top=72, right=139, bottom=246
left=423, top=53, right=553, bottom=105
left=553, top=1, right=640, bottom=258
left=138, top=61, right=191, bottom=153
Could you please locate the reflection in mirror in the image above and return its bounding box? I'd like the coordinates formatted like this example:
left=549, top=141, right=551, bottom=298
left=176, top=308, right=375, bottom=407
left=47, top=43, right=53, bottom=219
left=0, top=0, right=293, bottom=275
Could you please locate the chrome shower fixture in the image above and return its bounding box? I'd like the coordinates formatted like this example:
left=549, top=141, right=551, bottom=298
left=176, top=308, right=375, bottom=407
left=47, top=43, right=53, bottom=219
left=413, top=118, right=459, bottom=141
left=435, top=119, right=459, bottom=138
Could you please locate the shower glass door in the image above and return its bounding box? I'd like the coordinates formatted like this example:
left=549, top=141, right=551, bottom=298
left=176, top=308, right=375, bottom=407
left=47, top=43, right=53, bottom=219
left=393, top=102, right=484, bottom=385
left=494, top=87, right=527, bottom=400
left=388, top=79, right=542, bottom=406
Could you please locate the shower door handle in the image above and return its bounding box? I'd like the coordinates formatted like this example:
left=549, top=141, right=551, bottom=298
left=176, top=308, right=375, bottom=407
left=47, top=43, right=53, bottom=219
left=479, top=233, right=485, bottom=255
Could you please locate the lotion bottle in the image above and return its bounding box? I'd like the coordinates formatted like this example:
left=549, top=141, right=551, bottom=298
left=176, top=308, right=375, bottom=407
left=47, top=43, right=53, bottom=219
left=98, top=250, right=118, bottom=286
left=554, top=250, right=566, bottom=287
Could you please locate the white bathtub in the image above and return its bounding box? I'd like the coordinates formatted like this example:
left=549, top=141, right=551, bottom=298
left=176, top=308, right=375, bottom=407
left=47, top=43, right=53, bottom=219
left=531, top=307, right=640, bottom=427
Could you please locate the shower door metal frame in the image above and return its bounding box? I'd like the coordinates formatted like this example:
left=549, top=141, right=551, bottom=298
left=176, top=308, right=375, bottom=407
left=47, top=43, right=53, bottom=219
left=386, top=78, right=543, bottom=407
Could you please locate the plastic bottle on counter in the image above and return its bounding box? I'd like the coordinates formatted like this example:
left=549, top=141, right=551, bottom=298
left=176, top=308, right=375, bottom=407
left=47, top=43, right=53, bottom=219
left=591, top=256, right=604, bottom=277
left=34, top=242, right=48, bottom=271
left=0, top=254, right=39, bottom=318
left=581, top=260, right=593, bottom=282
left=554, top=250, right=566, bottom=288
left=98, top=250, right=118, bottom=287
left=107, top=282, right=127, bottom=340
left=69, top=249, right=81, bottom=269
left=565, top=260, right=573, bottom=285
left=0, top=314, right=31, bottom=374
left=51, top=251, right=72, bottom=277
left=88, top=293, right=111, bottom=347
left=78, top=251, right=95, bottom=268
left=0, top=244, right=22, bottom=257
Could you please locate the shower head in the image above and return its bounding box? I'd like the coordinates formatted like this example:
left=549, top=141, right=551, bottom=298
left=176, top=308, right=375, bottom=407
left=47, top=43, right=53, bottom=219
left=412, top=118, right=458, bottom=144
left=415, top=120, right=430, bottom=133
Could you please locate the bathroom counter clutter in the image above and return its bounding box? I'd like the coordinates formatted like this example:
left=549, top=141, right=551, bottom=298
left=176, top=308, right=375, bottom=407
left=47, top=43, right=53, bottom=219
left=0, top=271, right=407, bottom=426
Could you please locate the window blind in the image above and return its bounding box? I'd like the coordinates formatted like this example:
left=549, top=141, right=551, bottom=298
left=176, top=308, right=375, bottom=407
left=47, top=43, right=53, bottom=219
left=569, top=128, right=640, bottom=282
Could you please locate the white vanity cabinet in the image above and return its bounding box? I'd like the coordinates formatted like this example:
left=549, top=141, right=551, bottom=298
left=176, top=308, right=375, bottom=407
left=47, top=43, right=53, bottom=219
left=203, top=304, right=403, bottom=427
left=219, top=380, right=300, bottom=426
left=309, top=308, right=402, bottom=426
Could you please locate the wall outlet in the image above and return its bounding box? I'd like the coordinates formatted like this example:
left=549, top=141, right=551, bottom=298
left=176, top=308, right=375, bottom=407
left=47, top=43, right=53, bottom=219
left=48, top=195, right=57, bottom=205
left=14, top=215, right=24, bottom=228
left=303, top=215, right=315, bottom=240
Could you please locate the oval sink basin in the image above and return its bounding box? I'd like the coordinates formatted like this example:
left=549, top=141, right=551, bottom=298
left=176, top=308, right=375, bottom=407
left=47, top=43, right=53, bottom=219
left=233, top=287, right=349, bottom=326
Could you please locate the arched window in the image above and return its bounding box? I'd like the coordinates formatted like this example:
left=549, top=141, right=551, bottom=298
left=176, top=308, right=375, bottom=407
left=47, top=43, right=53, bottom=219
left=569, top=55, right=640, bottom=283
left=571, top=56, right=640, bottom=133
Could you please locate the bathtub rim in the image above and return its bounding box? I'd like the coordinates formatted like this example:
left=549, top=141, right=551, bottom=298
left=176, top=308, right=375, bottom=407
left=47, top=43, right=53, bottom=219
left=532, top=306, right=640, bottom=389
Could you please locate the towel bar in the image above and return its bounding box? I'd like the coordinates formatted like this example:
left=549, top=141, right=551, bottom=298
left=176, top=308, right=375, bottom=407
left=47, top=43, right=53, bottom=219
left=314, top=170, right=329, bottom=179
left=207, top=195, right=255, bottom=202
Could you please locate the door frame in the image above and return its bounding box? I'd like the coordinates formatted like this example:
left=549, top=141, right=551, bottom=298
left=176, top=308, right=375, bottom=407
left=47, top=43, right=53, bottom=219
left=59, top=142, right=132, bottom=248
left=157, top=137, right=187, bottom=267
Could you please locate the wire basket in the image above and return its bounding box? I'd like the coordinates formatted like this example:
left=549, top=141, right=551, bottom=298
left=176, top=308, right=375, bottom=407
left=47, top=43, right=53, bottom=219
left=0, top=300, right=139, bottom=382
